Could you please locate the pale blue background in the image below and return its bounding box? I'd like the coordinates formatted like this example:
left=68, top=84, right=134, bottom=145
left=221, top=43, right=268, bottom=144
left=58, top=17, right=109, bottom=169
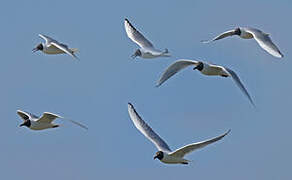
left=1, top=0, right=291, bottom=179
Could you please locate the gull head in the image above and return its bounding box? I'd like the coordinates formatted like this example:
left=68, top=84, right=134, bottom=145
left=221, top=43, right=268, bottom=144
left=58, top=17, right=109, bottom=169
left=19, top=120, right=31, bottom=128
left=193, top=62, right=204, bottom=71
left=32, top=43, right=43, bottom=53
left=234, top=27, right=241, bottom=36
left=131, top=49, right=142, bottom=59
left=154, top=151, right=164, bottom=160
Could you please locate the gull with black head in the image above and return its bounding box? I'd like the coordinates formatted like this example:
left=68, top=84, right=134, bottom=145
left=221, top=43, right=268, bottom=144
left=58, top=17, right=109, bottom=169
left=128, top=103, right=230, bottom=165
left=124, top=18, right=171, bottom=59
left=156, top=59, right=255, bottom=107
left=202, top=27, right=283, bottom=58
left=33, top=34, right=79, bottom=59
left=17, top=110, right=88, bottom=131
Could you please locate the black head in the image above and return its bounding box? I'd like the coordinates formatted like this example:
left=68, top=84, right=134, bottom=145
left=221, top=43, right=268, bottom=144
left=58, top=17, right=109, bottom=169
left=19, top=120, right=31, bottom=128
left=131, top=49, right=142, bottom=59
left=234, top=27, right=241, bottom=36
left=154, top=151, right=164, bottom=160
left=193, top=62, right=204, bottom=71
left=32, top=43, right=43, bottom=52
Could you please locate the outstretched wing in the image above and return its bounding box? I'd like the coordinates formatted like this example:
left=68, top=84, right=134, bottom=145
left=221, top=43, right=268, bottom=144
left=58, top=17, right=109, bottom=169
left=124, top=18, right=153, bottom=48
left=224, top=67, right=255, bottom=107
left=128, top=103, right=171, bottom=152
left=201, top=29, right=236, bottom=43
left=37, top=112, right=61, bottom=123
left=245, top=28, right=283, bottom=58
left=51, top=42, right=78, bottom=59
left=17, top=110, right=39, bottom=121
left=169, top=130, right=230, bottom=158
left=156, top=59, right=199, bottom=87
left=39, top=34, right=57, bottom=44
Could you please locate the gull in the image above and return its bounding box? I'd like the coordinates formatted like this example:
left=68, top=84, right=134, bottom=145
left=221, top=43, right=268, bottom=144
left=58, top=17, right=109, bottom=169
left=128, top=103, right=230, bottom=165
left=202, top=27, right=283, bottom=58
left=124, top=18, right=171, bottom=59
left=33, top=34, right=79, bottom=59
left=17, top=110, right=88, bottom=130
left=156, top=59, right=255, bottom=106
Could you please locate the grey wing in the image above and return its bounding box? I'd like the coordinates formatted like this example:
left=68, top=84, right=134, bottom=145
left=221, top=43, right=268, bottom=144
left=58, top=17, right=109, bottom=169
left=39, top=34, right=57, bottom=44
left=201, top=29, right=236, bottom=43
left=124, top=19, right=153, bottom=48
left=225, top=68, right=255, bottom=107
left=37, top=112, right=61, bottom=123
left=156, top=59, right=199, bottom=87
left=245, top=28, right=283, bottom=58
left=51, top=42, right=78, bottom=59
left=170, top=130, right=230, bottom=158
left=17, top=110, right=39, bottom=121
left=128, top=103, right=171, bottom=152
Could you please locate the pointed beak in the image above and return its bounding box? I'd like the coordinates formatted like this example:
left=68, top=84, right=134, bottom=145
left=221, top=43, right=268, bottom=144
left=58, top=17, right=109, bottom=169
left=154, top=155, right=158, bottom=160
left=19, top=123, right=24, bottom=127
left=32, top=47, right=38, bottom=53
left=193, top=66, right=198, bottom=70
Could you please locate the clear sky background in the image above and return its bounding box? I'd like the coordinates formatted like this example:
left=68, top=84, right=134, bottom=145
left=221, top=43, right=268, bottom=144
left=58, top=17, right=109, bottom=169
left=1, top=0, right=291, bottom=179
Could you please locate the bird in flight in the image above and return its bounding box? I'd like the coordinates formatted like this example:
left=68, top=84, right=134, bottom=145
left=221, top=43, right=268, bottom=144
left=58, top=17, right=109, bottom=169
left=202, top=27, right=283, bottom=58
left=124, top=18, right=171, bottom=59
left=128, top=103, right=230, bottom=165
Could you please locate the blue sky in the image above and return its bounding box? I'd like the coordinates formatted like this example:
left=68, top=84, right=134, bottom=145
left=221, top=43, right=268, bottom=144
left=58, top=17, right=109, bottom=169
left=1, top=0, right=291, bottom=179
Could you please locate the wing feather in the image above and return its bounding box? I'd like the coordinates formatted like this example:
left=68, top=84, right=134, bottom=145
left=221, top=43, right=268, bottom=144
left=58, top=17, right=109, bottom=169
left=128, top=103, right=171, bottom=152
left=17, top=110, right=39, bottom=121
left=245, top=28, right=283, bottom=58
left=170, top=130, right=230, bottom=158
left=224, top=68, right=255, bottom=107
left=51, top=42, right=78, bottom=59
left=124, top=19, right=153, bottom=48
left=201, top=29, right=236, bottom=43
left=156, top=59, right=199, bottom=87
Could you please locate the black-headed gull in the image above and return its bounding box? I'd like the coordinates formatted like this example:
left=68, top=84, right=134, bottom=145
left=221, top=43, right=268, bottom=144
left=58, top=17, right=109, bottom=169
left=128, top=103, right=230, bottom=165
left=156, top=59, right=255, bottom=106
left=202, top=27, right=283, bottom=58
left=124, top=19, right=171, bottom=59
left=33, top=34, right=79, bottom=59
left=17, top=110, right=88, bottom=130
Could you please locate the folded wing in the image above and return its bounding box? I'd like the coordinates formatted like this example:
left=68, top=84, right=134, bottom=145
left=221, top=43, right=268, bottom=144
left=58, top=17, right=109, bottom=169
left=245, top=28, right=283, bottom=58
left=170, top=129, right=230, bottom=158
left=128, top=103, right=171, bottom=152
left=124, top=19, right=153, bottom=48
left=156, top=59, right=199, bottom=87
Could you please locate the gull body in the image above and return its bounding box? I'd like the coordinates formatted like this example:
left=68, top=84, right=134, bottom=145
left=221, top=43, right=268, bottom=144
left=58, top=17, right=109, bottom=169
left=156, top=59, right=255, bottom=106
left=17, top=110, right=88, bottom=131
left=128, top=103, right=230, bottom=165
left=202, top=27, right=283, bottom=58
left=124, top=18, right=170, bottom=59
left=33, top=34, right=78, bottom=59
